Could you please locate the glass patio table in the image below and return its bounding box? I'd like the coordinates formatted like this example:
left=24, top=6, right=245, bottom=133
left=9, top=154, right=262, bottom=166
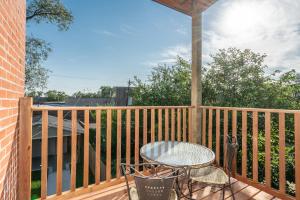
left=140, top=141, right=215, bottom=199
left=140, top=141, right=215, bottom=168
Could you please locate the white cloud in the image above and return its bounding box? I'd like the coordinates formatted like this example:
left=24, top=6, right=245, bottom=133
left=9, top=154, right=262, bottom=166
left=175, top=27, right=188, bottom=35
left=143, top=0, right=300, bottom=71
left=160, top=44, right=191, bottom=62
left=142, top=44, right=191, bottom=67
left=93, top=30, right=118, bottom=37
left=203, top=0, right=300, bottom=71
left=120, top=24, right=137, bottom=35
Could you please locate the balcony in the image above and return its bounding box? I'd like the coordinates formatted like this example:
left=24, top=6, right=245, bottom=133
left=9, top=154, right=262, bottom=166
left=18, top=98, right=299, bottom=200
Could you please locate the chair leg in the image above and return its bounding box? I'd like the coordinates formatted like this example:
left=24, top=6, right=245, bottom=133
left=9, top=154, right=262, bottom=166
left=175, top=177, right=181, bottom=199
left=222, top=184, right=225, bottom=200
left=229, top=184, right=235, bottom=200
left=188, top=180, right=193, bottom=199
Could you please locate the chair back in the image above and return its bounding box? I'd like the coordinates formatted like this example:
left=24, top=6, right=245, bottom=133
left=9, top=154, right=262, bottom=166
left=135, top=175, right=176, bottom=200
left=120, top=163, right=183, bottom=200
left=226, top=136, right=238, bottom=173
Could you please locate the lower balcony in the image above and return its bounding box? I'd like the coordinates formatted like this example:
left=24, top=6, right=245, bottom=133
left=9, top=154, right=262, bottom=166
left=18, top=98, right=299, bottom=200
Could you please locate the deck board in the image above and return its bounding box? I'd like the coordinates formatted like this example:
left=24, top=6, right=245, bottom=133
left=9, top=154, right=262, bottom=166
left=69, top=178, right=279, bottom=200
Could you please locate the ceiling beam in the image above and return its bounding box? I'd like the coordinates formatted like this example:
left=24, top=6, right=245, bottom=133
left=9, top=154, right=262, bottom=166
left=153, top=0, right=216, bottom=16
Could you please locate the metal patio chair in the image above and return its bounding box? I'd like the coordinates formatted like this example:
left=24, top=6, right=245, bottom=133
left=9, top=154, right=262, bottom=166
left=120, top=163, right=185, bottom=200
left=188, top=136, right=238, bottom=200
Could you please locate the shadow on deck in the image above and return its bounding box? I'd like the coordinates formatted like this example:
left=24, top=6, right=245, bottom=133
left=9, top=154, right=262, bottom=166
left=69, top=178, right=279, bottom=200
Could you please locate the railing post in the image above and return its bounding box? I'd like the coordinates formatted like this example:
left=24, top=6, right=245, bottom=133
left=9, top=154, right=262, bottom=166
left=18, top=97, right=33, bottom=200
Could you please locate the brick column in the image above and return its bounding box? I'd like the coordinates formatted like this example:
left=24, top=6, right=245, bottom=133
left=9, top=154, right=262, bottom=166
left=0, top=0, right=26, bottom=199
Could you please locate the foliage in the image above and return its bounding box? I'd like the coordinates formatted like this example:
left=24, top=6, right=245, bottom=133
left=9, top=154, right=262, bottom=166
left=45, top=90, right=68, bottom=101
left=26, top=0, right=73, bottom=31
left=203, top=48, right=300, bottom=109
left=26, top=0, right=73, bottom=94
left=133, top=48, right=300, bottom=109
left=72, top=91, right=100, bottom=98
left=72, top=87, right=116, bottom=98
left=98, top=86, right=116, bottom=98
left=89, top=110, right=131, bottom=177
left=31, top=170, right=41, bottom=200
left=203, top=48, right=268, bottom=107
left=132, top=57, right=191, bottom=106
left=25, top=37, right=51, bottom=93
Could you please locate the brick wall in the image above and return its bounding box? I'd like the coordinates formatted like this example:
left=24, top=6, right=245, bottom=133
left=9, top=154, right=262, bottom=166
left=0, top=0, right=26, bottom=199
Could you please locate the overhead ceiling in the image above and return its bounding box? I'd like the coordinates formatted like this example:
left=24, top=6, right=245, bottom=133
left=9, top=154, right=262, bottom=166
left=153, top=0, right=216, bottom=16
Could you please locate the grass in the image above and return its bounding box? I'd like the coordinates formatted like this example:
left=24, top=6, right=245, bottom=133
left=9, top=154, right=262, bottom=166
left=31, top=170, right=41, bottom=200
left=31, top=155, right=94, bottom=199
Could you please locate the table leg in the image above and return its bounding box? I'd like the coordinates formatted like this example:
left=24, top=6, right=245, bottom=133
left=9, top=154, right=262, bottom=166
left=175, top=167, right=197, bottom=200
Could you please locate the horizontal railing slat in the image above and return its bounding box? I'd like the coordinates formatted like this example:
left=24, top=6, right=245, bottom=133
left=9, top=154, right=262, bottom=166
left=32, top=105, right=194, bottom=111
left=199, top=105, right=300, bottom=113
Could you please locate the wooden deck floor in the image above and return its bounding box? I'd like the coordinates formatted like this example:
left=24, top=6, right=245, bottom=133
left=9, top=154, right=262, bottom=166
left=70, top=178, right=280, bottom=200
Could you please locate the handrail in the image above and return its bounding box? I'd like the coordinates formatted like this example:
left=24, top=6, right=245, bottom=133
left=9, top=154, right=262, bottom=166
left=32, top=105, right=194, bottom=111
left=198, top=105, right=300, bottom=113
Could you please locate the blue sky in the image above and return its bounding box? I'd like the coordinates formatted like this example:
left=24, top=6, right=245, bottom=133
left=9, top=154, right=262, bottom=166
left=27, top=0, right=300, bottom=94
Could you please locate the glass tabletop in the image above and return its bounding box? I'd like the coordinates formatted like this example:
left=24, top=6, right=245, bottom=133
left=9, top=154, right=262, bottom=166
left=140, top=141, right=215, bottom=168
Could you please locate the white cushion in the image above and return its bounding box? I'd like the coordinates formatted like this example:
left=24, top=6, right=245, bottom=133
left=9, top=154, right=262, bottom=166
left=190, top=166, right=228, bottom=185
left=129, top=187, right=139, bottom=200
left=170, top=189, right=178, bottom=200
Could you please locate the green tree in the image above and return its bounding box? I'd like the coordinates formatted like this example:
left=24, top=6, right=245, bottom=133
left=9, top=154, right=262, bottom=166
left=71, top=87, right=117, bottom=98
left=99, top=86, right=115, bottom=98
left=203, top=48, right=300, bottom=109
left=132, top=57, right=191, bottom=106
left=203, top=48, right=268, bottom=107
left=45, top=90, right=68, bottom=101
left=132, top=48, right=300, bottom=109
left=72, top=91, right=100, bottom=98
left=26, top=0, right=73, bottom=93
left=25, top=37, right=51, bottom=93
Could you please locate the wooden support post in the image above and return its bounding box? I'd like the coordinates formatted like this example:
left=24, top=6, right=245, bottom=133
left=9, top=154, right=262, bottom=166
left=18, top=97, right=33, bottom=200
left=191, top=4, right=202, bottom=144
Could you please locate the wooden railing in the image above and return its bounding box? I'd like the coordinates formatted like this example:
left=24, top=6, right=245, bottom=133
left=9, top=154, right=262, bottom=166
left=198, top=106, right=299, bottom=200
left=18, top=97, right=299, bottom=200
left=19, top=98, right=193, bottom=200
